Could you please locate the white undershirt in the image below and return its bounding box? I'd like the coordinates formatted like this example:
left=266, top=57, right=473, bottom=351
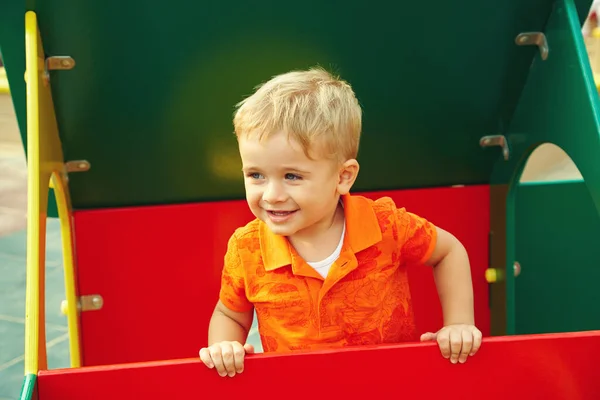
left=306, top=222, right=346, bottom=278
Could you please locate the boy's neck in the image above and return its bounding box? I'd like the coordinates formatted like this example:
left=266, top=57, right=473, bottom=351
left=287, top=203, right=346, bottom=263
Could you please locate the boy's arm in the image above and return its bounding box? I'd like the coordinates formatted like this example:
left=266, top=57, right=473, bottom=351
left=425, top=227, right=474, bottom=326
left=210, top=231, right=254, bottom=344
left=208, top=300, right=254, bottom=345
left=422, top=226, right=482, bottom=364
left=201, top=301, right=255, bottom=377
left=200, top=232, right=256, bottom=377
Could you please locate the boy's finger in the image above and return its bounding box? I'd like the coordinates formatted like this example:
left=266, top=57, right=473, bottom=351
left=470, top=329, right=483, bottom=356
left=220, top=342, right=237, bottom=377
left=436, top=331, right=451, bottom=359
left=232, top=342, right=246, bottom=373
left=244, top=343, right=255, bottom=354
left=420, top=332, right=437, bottom=342
left=199, top=348, right=214, bottom=368
left=459, top=330, right=473, bottom=363
left=209, top=345, right=227, bottom=377
left=449, top=329, right=462, bottom=364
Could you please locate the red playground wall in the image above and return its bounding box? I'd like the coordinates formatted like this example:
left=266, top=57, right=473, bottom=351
left=71, top=185, right=490, bottom=366
left=37, top=331, right=600, bottom=400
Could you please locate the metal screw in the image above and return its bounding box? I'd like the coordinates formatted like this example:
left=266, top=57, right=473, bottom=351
left=513, top=261, right=522, bottom=277
left=92, top=297, right=102, bottom=308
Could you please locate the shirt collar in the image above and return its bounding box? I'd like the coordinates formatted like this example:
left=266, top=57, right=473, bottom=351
left=261, top=193, right=383, bottom=271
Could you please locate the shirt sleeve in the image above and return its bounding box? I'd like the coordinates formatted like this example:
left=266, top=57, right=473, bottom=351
left=395, top=207, right=438, bottom=266
left=219, top=233, right=253, bottom=312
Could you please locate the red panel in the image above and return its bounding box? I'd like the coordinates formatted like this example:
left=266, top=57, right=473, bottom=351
left=73, top=185, right=489, bottom=366
left=73, top=200, right=254, bottom=366
left=38, top=331, right=600, bottom=400
left=359, top=185, right=490, bottom=337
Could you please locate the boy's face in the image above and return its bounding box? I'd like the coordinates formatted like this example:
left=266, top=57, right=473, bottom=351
left=238, top=131, right=358, bottom=239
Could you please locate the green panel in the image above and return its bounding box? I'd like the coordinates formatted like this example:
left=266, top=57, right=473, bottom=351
left=0, top=2, right=26, bottom=140
left=515, top=180, right=600, bottom=334
left=492, top=0, right=600, bottom=198
left=0, top=0, right=592, bottom=209
left=488, top=0, right=600, bottom=335
left=0, top=1, right=58, bottom=217
left=19, top=373, right=36, bottom=400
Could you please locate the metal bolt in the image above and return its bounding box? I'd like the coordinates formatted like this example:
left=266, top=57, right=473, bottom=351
left=513, top=261, right=522, bottom=277
left=92, top=297, right=102, bottom=308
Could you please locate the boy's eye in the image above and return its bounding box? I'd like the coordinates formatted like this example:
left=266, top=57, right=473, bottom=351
left=285, top=173, right=301, bottom=180
left=247, top=172, right=263, bottom=179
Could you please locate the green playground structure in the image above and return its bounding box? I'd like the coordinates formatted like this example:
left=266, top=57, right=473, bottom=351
left=1, top=0, right=600, bottom=399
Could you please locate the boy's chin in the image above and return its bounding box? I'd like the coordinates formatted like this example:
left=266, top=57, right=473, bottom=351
left=264, top=223, right=298, bottom=237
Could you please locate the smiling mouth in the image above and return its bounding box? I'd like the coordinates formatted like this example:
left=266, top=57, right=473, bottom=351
left=267, top=210, right=297, bottom=216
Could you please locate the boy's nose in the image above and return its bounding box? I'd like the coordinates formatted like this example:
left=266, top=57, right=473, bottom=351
left=262, top=183, right=287, bottom=203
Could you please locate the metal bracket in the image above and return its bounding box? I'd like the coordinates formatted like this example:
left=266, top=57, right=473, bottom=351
left=480, top=135, right=509, bottom=161
left=60, top=294, right=103, bottom=315
left=515, top=32, right=548, bottom=60
left=80, top=295, right=104, bottom=311
left=61, top=160, right=90, bottom=183
left=43, top=56, right=76, bottom=86
left=65, top=160, right=91, bottom=173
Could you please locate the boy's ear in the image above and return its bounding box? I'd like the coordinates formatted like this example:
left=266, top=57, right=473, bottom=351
left=337, top=159, right=360, bottom=195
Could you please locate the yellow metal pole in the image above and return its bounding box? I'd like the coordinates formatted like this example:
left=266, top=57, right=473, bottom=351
left=24, top=10, right=47, bottom=374
left=0, top=67, right=9, bottom=93
left=24, top=10, right=81, bottom=374
left=52, top=171, right=82, bottom=367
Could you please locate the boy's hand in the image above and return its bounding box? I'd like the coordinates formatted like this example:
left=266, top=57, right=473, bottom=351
left=420, top=324, right=482, bottom=364
left=199, top=341, right=255, bottom=377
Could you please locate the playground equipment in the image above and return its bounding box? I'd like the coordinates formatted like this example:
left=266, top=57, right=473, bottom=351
left=0, top=67, right=8, bottom=94
left=1, top=0, right=600, bottom=398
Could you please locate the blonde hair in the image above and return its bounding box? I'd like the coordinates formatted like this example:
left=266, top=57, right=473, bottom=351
left=233, top=67, right=362, bottom=162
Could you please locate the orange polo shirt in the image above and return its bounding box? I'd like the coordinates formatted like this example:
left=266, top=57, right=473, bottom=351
left=219, top=194, right=437, bottom=353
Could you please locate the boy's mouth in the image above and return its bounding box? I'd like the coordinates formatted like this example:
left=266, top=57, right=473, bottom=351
left=267, top=210, right=297, bottom=216
left=264, top=208, right=299, bottom=224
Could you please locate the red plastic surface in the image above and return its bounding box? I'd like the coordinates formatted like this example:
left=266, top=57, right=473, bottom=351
left=72, top=185, right=489, bottom=366
left=363, top=186, right=490, bottom=337
left=37, top=331, right=600, bottom=400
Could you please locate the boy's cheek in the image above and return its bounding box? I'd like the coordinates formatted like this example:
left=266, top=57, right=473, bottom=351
left=244, top=189, right=261, bottom=203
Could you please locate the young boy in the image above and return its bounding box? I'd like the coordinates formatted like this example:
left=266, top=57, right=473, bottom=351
left=199, top=67, right=482, bottom=377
